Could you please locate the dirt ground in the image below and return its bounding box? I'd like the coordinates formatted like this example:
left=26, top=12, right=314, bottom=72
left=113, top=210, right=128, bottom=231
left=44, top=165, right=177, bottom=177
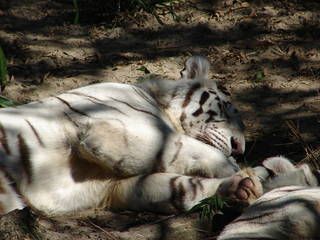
left=0, top=0, right=320, bottom=239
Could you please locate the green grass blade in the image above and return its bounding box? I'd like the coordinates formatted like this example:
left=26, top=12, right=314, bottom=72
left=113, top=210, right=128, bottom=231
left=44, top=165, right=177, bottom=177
left=72, top=0, right=80, bottom=24
left=0, top=47, right=9, bottom=91
left=0, top=96, right=16, bottom=108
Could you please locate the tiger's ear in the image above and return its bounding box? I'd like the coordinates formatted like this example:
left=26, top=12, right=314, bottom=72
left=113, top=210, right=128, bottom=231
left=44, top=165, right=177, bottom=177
left=180, top=56, right=210, bottom=81
left=262, top=156, right=296, bottom=175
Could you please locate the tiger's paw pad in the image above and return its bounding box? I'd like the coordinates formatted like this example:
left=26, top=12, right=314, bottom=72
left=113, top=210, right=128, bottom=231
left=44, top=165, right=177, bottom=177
left=234, top=177, right=256, bottom=202
left=234, top=168, right=263, bottom=204
left=219, top=168, right=263, bottom=204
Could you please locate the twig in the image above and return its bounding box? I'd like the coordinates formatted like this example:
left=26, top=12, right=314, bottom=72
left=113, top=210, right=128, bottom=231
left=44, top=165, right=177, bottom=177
left=84, top=220, right=119, bottom=240
left=301, top=148, right=320, bottom=165
left=285, top=120, right=319, bottom=169
left=148, top=214, right=177, bottom=225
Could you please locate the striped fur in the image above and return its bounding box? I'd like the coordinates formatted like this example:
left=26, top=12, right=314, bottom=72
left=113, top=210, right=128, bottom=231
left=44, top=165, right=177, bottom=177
left=0, top=56, right=251, bottom=215
left=218, top=156, right=320, bottom=240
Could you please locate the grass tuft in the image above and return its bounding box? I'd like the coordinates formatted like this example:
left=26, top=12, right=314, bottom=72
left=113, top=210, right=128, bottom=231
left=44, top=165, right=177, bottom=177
left=286, top=120, right=320, bottom=169
left=0, top=46, right=9, bottom=91
left=189, top=196, right=229, bottom=222
left=0, top=96, right=16, bottom=108
left=72, top=0, right=80, bottom=24
left=71, top=0, right=182, bottom=25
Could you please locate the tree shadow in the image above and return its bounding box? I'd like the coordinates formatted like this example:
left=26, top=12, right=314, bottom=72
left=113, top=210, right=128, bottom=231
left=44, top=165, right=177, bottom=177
left=236, top=84, right=320, bottom=165
left=0, top=0, right=319, bottom=163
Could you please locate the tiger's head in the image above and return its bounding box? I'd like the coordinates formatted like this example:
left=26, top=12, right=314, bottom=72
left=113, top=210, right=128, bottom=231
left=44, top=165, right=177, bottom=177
left=142, top=56, right=245, bottom=157
left=178, top=56, right=245, bottom=157
left=254, top=156, right=320, bottom=192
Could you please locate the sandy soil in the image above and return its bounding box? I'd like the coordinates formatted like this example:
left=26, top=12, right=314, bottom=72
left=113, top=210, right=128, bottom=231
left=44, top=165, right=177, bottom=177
left=0, top=0, right=320, bottom=239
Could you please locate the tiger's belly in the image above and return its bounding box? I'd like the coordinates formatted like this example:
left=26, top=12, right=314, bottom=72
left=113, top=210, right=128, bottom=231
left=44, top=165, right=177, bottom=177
left=20, top=166, right=110, bottom=214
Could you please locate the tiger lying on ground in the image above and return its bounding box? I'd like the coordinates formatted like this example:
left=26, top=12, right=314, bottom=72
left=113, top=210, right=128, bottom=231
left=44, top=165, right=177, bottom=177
left=1, top=55, right=319, bottom=239
left=0, top=56, right=260, bottom=215
left=218, top=156, right=320, bottom=240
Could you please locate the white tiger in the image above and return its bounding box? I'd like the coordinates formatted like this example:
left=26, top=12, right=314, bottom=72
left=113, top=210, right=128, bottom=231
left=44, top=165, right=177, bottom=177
left=218, top=156, right=320, bottom=240
left=0, top=56, right=260, bottom=215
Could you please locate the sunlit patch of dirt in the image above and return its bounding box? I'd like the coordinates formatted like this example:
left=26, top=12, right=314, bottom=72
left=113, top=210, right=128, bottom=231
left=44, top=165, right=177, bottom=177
left=0, top=0, right=320, bottom=239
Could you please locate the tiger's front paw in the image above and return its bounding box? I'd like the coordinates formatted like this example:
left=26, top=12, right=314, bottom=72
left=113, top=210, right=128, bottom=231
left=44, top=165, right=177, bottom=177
left=218, top=168, right=263, bottom=205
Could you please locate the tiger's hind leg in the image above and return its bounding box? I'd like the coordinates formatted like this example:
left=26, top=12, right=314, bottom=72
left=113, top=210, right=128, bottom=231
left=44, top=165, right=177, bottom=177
left=0, top=170, right=24, bottom=214
left=77, top=119, right=167, bottom=178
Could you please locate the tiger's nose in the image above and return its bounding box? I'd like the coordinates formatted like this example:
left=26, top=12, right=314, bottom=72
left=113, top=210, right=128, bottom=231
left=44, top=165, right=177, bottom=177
left=231, top=136, right=245, bottom=155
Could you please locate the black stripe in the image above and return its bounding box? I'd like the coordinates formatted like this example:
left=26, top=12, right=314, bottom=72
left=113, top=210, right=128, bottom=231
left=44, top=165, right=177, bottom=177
left=182, top=83, right=201, bottom=108
left=276, top=187, right=308, bottom=193
left=199, top=91, right=210, bottom=105
left=152, top=146, right=166, bottom=172
left=208, top=89, right=216, bottom=94
left=312, top=170, right=320, bottom=185
left=170, top=139, right=183, bottom=164
left=25, top=120, right=45, bottom=147
left=171, top=86, right=179, bottom=100
left=188, top=178, right=198, bottom=201
left=252, top=195, right=284, bottom=209
left=197, top=179, right=204, bottom=191
left=0, top=123, right=10, bottom=155
left=205, top=110, right=218, bottom=123
left=188, top=65, right=196, bottom=79
left=67, top=92, right=104, bottom=102
left=196, top=134, right=217, bottom=148
left=18, top=135, right=32, bottom=183
left=110, top=97, right=160, bottom=120
left=180, top=67, right=186, bottom=78
left=209, top=131, right=229, bottom=154
left=0, top=179, right=6, bottom=194
left=170, top=176, right=187, bottom=211
left=132, top=86, right=159, bottom=109
left=213, top=128, right=228, bottom=142
left=179, top=112, right=187, bottom=132
left=217, top=85, right=231, bottom=96
left=234, top=212, right=277, bottom=224
left=66, top=92, right=126, bottom=115
left=178, top=181, right=186, bottom=207
left=220, top=236, right=277, bottom=240
left=170, top=176, right=186, bottom=211
left=54, top=96, right=90, bottom=117
left=192, top=108, right=203, bottom=117
left=63, top=112, right=80, bottom=128
left=197, top=131, right=229, bottom=156
left=0, top=165, right=26, bottom=210
left=170, top=176, right=181, bottom=210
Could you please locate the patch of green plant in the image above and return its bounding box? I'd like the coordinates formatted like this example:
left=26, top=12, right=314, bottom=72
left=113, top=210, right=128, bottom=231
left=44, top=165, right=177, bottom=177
left=71, top=0, right=181, bottom=25
left=255, top=71, right=265, bottom=80
left=129, top=0, right=181, bottom=23
left=72, top=0, right=80, bottom=24
left=189, top=195, right=230, bottom=222
left=137, top=65, right=151, bottom=74
left=20, top=208, right=43, bottom=240
left=0, top=96, right=16, bottom=108
left=0, top=46, right=9, bottom=91
left=0, top=47, right=16, bottom=107
left=137, top=73, right=160, bottom=83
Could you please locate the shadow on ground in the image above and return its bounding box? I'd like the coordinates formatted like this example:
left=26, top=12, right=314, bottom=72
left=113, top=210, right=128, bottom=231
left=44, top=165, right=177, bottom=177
left=0, top=0, right=320, bottom=239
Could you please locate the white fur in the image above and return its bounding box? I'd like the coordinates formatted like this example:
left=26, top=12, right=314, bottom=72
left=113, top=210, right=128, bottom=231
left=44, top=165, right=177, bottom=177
left=219, top=156, right=320, bottom=240
left=218, top=186, right=320, bottom=240
left=0, top=56, right=248, bottom=215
